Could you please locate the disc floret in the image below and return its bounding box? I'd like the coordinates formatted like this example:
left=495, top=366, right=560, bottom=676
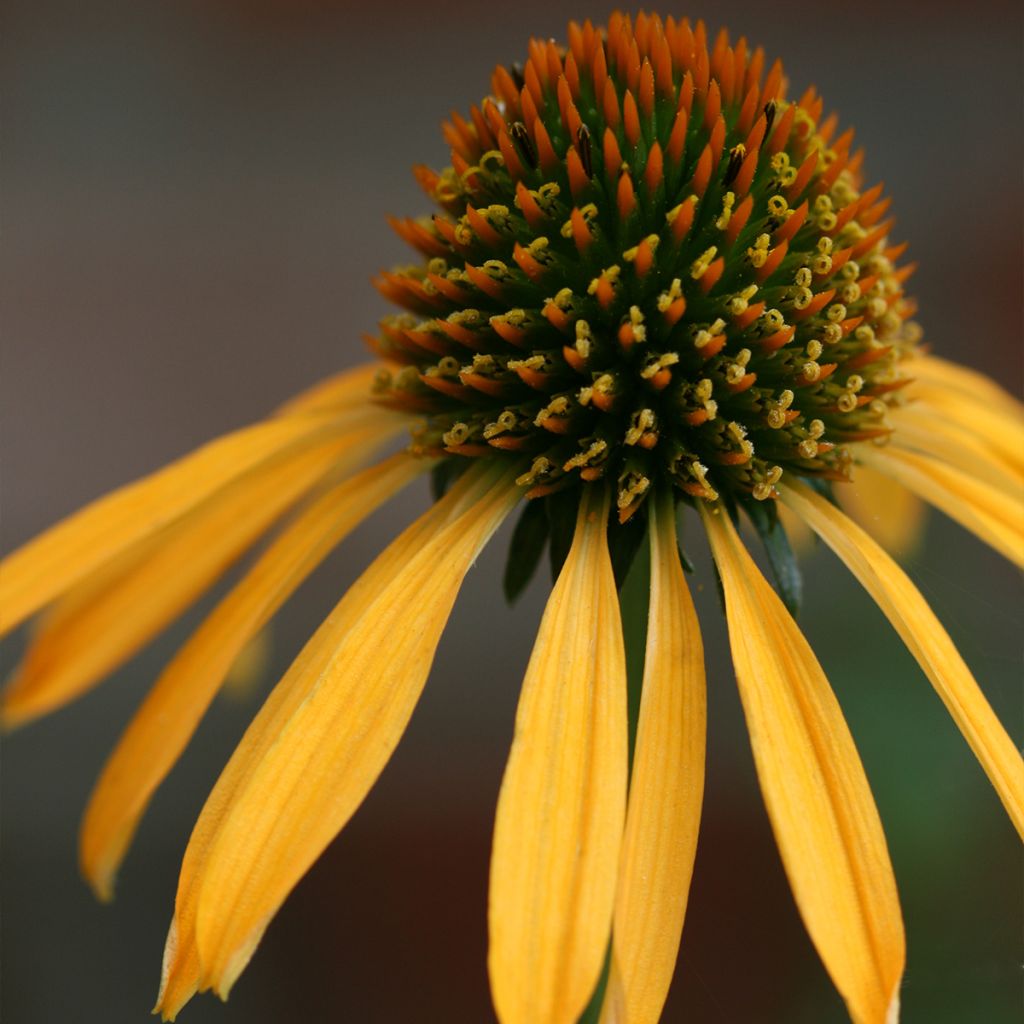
left=370, top=12, right=919, bottom=522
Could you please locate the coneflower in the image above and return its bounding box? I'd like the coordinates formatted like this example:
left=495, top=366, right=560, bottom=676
left=2, top=12, right=1021, bottom=1024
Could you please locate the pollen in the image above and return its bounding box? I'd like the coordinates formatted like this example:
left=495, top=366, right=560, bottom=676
left=370, top=12, right=919, bottom=513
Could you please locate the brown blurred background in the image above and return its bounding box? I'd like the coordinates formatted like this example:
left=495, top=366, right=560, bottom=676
left=2, top=1, right=1021, bottom=1021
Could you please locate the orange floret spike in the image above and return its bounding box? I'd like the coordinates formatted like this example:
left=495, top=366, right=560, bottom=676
left=564, top=49, right=581, bottom=99
left=694, top=36, right=710, bottom=96
left=603, top=128, right=624, bottom=182
left=736, top=83, right=760, bottom=138
left=709, top=114, right=727, bottom=167
left=464, top=205, right=503, bottom=248
left=497, top=128, right=526, bottom=180
left=759, top=324, right=796, bottom=352
left=570, top=207, right=594, bottom=255
left=666, top=109, right=689, bottom=168
left=816, top=150, right=850, bottom=193
left=699, top=257, right=725, bottom=293
left=703, top=78, right=722, bottom=134
left=520, top=86, right=540, bottom=133
left=766, top=101, right=795, bottom=154
left=492, top=64, right=520, bottom=112
left=818, top=112, right=839, bottom=146
left=733, top=299, right=764, bottom=330
left=851, top=219, right=895, bottom=258
left=761, top=58, right=784, bottom=107
left=639, top=59, right=656, bottom=119
left=678, top=69, right=695, bottom=114
left=566, top=148, right=590, bottom=201
left=556, top=75, right=572, bottom=131
left=514, top=181, right=547, bottom=230
left=567, top=20, right=586, bottom=67
left=644, top=142, right=664, bottom=198
left=653, top=30, right=674, bottom=99
left=523, top=57, right=545, bottom=108
left=774, top=199, right=808, bottom=244
left=690, top=142, right=713, bottom=196
left=602, top=77, right=622, bottom=130
left=668, top=195, right=697, bottom=244
left=847, top=147, right=865, bottom=181
left=591, top=31, right=609, bottom=96
left=544, top=39, right=563, bottom=88
left=725, top=194, right=754, bottom=245
left=755, top=239, right=788, bottom=282
left=462, top=263, right=504, bottom=301
left=787, top=149, right=819, bottom=201
left=746, top=45, right=765, bottom=95
left=632, top=237, right=657, bottom=277
left=733, top=146, right=759, bottom=196
left=623, top=90, right=642, bottom=147
left=859, top=196, right=892, bottom=229
left=512, top=241, right=547, bottom=283
left=791, top=288, right=836, bottom=321
left=617, top=171, right=638, bottom=221
left=733, top=37, right=749, bottom=98
left=716, top=45, right=736, bottom=107
left=532, top=118, right=560, bottom=175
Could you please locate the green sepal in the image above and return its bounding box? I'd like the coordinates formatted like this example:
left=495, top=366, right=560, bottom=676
left=429, top=458, right=467, bottom=502
left=575, top=941, right=612, bottom=1024
left=742, top=496, right=803, bottom=617
left=502, top=498, right=549, bottom=604
left=546, top=488, right=579, bottom=583
left=805, top=476, right=840, bottom=506
left=607, top=506, right=647, bottom=592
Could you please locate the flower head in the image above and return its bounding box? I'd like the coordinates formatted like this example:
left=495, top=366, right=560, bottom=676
left=2, top=11, right=1022, bottom=1024
left=374, top=15, right=918, bottom=541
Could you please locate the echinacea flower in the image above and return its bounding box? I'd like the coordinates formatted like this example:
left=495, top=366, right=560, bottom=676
left=3, top=10, right=1022, bottom=1024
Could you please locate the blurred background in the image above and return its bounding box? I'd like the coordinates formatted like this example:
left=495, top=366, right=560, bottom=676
left=2, top=1, right=1021, bottom=1021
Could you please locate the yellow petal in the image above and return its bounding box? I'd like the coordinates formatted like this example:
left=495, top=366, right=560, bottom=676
left=701, top=505, right=904, bottom=1024
left=859, top=446, right=1024, bottom=568
left=273, top=362, right=386, bottom=416
left=781, top=479, right=1024, bottom=838
left=838, top=465, right=927, bottom=560
left=488, top=485, right=628, bottom=1024
left=79, top=454, right=425, bottom=901
left=176, top=462, right=518, bottom=1003
left=601, top=490, right=705, bottom=1024
left=908, top=383, right=1024, bottom=474
left=1, top=426, right=386, bottom=728
left=0, top=406, right=392, bottom=634
left=910, top=354, right=1024, bottom=420
left=155, top=463, right=488, bottom=1020
left=889, top=403, right=1024, bottom=495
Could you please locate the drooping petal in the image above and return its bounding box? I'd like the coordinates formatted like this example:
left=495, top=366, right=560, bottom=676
left=488, top=485, right=628, bottom=1024
left=167, top=461, right=519, bottom=1006
left=860, top=446, right=1024, bottom=568
left=701, top=504, right=905, bottom=1024
left=838, top=464, right=926, bottom=559
left=781, top=479, right=1024, bottom=838
left=910, top=354, right=1024, bottom=420
left=156, top=464, right=489, bottom=1020
left=889, top=404, right=1024, bottom=495
left=0, top=405, right=394, bottom=634
left=79, top=453, right=425, bottom=900
left=2, top=428, right=385, bottom=728
left=908, top=383, right=1024, bottom=475
left=273, top=362, right=387, bottom=416
left=601, top=490, right=705, bottom=1024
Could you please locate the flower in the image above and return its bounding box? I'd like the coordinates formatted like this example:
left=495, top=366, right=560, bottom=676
left=2, top=10, right=1021, bottom=1024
